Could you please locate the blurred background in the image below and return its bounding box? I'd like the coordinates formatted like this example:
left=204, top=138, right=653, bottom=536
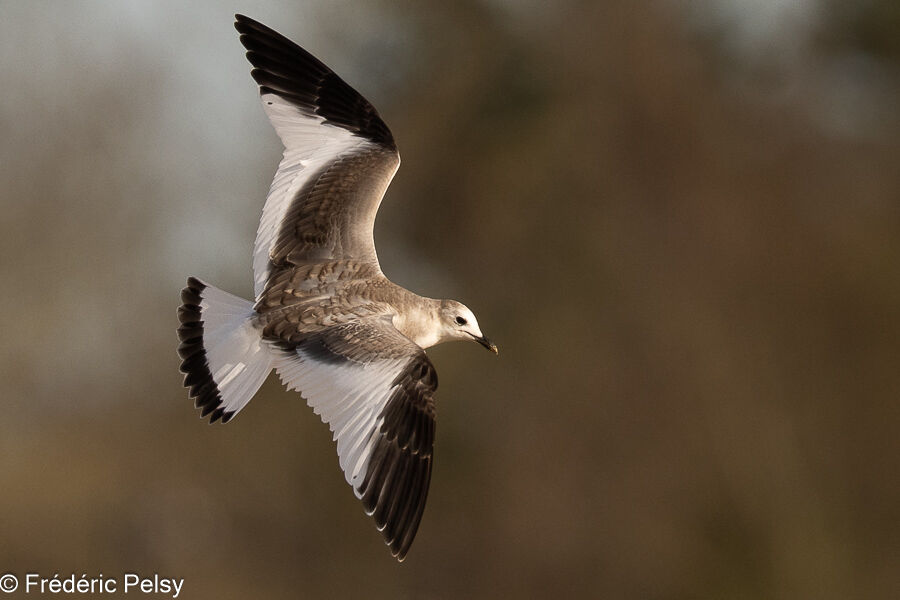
left=1, top=0, right=898, bottom=598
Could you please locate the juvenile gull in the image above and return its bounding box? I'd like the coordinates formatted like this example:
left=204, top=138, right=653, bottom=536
left=177, top=14, right=497, bottom=561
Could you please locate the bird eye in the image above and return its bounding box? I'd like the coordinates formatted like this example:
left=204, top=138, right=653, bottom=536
left=455, top=316, right=467, bottom=325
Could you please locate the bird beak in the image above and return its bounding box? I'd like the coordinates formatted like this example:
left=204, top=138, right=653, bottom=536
left=477, top=335, right=499, bottom=355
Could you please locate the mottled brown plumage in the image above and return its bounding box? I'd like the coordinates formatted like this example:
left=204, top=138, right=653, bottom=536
left=178, top=15, right=496, bottom=562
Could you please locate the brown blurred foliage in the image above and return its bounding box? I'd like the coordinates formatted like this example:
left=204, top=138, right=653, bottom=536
left=1, top=1, right=898, bottom=598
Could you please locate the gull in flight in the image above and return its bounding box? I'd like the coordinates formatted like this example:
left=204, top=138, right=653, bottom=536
left=177, top=14, right=498, bottom=561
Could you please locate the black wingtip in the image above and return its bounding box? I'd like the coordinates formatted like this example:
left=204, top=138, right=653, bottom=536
left=352, top=354, right=436, bottom=561
left=234, top=14, right=247, bottom=34
left=233, top=13, right=396, bottom=148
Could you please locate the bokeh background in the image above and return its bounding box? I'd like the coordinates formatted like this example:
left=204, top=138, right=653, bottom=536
left=1, top=1, right=898, bottom=598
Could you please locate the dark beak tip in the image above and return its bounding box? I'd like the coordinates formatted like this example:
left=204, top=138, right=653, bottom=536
left=478, top=336, right=499, bottom=355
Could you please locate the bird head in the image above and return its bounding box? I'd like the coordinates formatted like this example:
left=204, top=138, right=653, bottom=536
left=439, top=300, right=498, bottom=354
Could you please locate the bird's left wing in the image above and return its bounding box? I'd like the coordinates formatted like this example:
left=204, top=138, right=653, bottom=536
left=234, top=15, right=401, bottom=298
left=272, top=317, right=436, bottom=560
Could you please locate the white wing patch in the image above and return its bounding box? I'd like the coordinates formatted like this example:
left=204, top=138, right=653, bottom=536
left=252, top=92, right=372, bottom=298
left=274, top=348, right=407, bottom=491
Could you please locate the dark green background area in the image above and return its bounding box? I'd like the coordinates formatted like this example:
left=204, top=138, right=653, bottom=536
left=1, top=1, right=898, bottom=598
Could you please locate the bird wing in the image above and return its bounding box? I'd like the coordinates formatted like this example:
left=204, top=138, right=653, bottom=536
left=234, top=15, right=401, bottom=299
left=272, top=317, right=436, bottom=561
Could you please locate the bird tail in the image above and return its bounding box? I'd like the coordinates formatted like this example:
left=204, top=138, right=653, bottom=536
left=177, top=277, right=274, bottom=423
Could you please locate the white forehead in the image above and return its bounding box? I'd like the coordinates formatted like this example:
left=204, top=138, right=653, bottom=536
left=444, top=300, right=478, bottom=323
left=458, top=305, right=482, bottom=331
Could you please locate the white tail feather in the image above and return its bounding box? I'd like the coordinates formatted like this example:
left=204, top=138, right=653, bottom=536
left=178, top=277, right=273, bottom=423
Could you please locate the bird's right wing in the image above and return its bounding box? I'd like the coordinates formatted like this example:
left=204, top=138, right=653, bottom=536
left=234, top=15, right=400, bottom=298
left=272, top=317, right=436, bottom=561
